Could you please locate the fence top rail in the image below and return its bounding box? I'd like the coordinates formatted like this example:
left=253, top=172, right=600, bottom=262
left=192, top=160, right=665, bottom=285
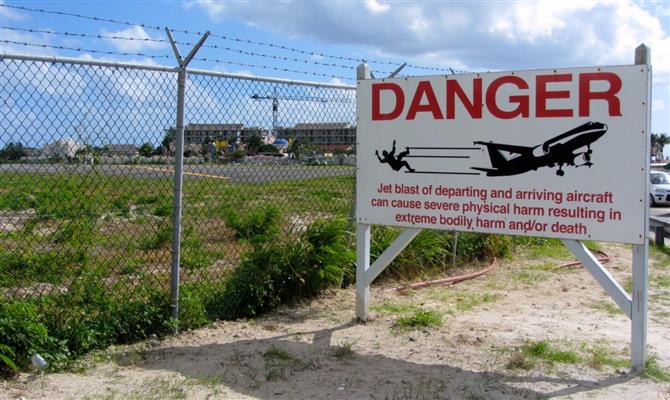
left=1, top=51, right=179, bottom=73
left=0, top=52, right=356, bottom=90
left=187, top=67, right=355, bottom=90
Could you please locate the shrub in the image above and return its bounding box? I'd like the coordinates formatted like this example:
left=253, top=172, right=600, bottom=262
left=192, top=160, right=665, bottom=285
left=209, top=218, right=354, bottom=320
left=222, top=205, right=282, bottom=243
left=180, top=228, right=211, bottom=269
left=0, top=300, right=69, bottom=371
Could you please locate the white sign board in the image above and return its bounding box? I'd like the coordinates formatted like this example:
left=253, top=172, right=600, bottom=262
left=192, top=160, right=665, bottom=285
left=356, top=65, right=650, bottom=244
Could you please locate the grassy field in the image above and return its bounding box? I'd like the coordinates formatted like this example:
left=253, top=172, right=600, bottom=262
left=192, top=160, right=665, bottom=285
left=0, top=167, right=355, bottom=297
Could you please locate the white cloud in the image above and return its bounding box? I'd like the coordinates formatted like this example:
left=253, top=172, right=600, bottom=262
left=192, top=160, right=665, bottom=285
left=188, top=0, right=669, bottom=78
left=365, top=0, right=390, bottom=15
left=329, top=77, right=344, bottom=85
left=100, top=26, right=166, bottom=52
left=0, top=1, right=28, bottom=21
left=653, top=100, right=665, bottom=111
left=184, top=0, right=225, bottom=20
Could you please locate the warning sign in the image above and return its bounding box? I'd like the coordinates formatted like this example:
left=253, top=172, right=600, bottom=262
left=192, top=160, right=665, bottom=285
left=356, top=65, right=650, bottom=244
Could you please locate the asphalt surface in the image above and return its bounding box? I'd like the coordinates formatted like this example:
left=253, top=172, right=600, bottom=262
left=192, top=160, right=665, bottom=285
left=0, top=163, right=354, bottom=183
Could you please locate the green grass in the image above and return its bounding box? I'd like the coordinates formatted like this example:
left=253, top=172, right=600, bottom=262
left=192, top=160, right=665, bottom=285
left=262, top=346, right=308, bottom=382
left=428, top=290, right=500, bottom=314
left=393, top=309, right=442, bottom=331
left=0, top=171, right=355, bottom=291
left=506, top=339, right=632, bottom=372
left=372, top=302, right=421, bottom=315
left=642, top=356, right=670, bottom=382
left=584, top=344, right=629, bottom=370
left=521, top=340, right=580, bottom=364
left=331, top=341, right=356, bottom=360
left=592, top=300, right=625, bottom=316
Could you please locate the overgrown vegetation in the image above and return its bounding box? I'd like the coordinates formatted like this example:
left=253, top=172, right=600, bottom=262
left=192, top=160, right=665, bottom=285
left=370, top=227, right=511, bottom=281
left=208, top=218, right=354, bottom=319
left=393, top=309, right=442, bottom=331
left=505, top=339, right=631, bottom=372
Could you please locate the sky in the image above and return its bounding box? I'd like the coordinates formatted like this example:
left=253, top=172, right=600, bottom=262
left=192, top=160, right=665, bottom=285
left=1, top=0, right=669, bottom=137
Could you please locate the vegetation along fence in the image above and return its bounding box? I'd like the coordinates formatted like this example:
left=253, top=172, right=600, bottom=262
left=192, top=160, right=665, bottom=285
left=0, top=53, right=505, bottom=371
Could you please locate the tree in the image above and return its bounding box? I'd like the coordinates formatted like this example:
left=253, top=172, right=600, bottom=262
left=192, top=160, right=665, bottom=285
left=651, top=133, right=670, bottom=161
left=0, top=142, right=26, bottom=161
left=243, top=134, right=263, bottom=156
left=138, top=142, right=155, bottom=157
left=288, top=138, right=317, bottom=159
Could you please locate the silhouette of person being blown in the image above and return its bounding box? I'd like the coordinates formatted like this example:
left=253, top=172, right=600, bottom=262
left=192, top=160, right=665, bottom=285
left=375, top=140, right=415, bottom=172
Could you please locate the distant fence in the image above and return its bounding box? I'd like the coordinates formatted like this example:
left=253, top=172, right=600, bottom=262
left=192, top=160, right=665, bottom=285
left=0, top=53, right=356, bottom=321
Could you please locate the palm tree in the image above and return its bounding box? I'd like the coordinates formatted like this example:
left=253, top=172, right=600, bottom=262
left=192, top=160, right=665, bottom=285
left=651, top=133, right=670, bottom=161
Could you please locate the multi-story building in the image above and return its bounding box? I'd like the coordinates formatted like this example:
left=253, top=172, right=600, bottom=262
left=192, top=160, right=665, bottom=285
left=183, top=123, right=269, bottom=145
left=276, top=123, right=356, bottom=150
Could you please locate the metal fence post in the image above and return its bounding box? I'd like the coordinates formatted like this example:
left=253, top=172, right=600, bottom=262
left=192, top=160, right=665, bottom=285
left=632, top=43, right=651, bottom=371
left=166, top=29, right=209, bottom=334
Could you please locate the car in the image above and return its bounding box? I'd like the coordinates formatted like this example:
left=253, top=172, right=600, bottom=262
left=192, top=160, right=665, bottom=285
left=650, top=171, right=670, bottom=206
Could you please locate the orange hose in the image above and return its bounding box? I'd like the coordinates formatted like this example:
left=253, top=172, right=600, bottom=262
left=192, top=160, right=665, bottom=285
left=558, top=250, right=609, bottom=268
left=383, top=249, right=609, bottom=293
left=384, top=258, right=497, bottom=292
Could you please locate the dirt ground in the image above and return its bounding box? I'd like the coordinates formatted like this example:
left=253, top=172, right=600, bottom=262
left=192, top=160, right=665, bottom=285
left=2, top=242, right=669, bottom=400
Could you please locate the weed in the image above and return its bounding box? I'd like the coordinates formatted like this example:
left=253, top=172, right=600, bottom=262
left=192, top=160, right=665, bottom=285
left=119, top=259, right=143, bottom=276
left=394, top=310, right=442, bottom=331
left=652, top=275, right=670, bottom=288
left=222, top=205, right=282, bottom=243
left=138, top=225, right=172, bottom=250
left=642, top=356, right=670, bottom=382
left=585, top=344, right=629, bottom=370
left=331, top=341, right=356, bottom=360
left=521, top=340, right=580, bottom=364
left=513, top=270, right=549, bottom=285
left=505, top=351, right=535, bottom=370
left=263, top=346, right=307, bottom=381
left=430, top=290, right=499, bottom=314
left=152, top=202, right=171, bottom=217
left=180, top=228, right=211, bottom=269
left=210, top=219, right=353, bottom=320
left=592, top=300, right=625, bottom=316
left=372, top=302, right=420, bottom=315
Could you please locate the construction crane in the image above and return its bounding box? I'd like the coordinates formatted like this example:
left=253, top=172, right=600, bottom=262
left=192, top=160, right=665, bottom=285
left=250, top=88, right=328, bottom=137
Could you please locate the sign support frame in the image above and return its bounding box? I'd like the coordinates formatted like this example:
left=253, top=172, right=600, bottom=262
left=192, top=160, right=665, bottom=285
left=354, top=44, right=650, bottom=371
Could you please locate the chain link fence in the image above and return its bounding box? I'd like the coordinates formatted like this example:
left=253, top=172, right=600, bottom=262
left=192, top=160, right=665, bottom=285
left=0, top=54, right=356, bottom=312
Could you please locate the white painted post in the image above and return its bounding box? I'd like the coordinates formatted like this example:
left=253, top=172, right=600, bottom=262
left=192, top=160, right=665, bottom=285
left=632, top=43, right=651, bottom=372
left=355, top=62, right=372, bottom=321
left=356, top=223, right=371, bottom=321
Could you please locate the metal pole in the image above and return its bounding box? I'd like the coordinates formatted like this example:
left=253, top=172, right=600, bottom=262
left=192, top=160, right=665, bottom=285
left=170, top=67, right=186, bottom=331
left=351, top=63, right=371, bottom=224
left=632, top=43, right=651, bottom=371
left=166, top=28, right=209, bottom=334
left=355, top=62, right=372, bottom=321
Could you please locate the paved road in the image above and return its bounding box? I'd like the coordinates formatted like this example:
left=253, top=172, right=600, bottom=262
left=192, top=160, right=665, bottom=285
left=0, top=163, right=354, bottom=183
left=650, top=205, right=670, bottom=218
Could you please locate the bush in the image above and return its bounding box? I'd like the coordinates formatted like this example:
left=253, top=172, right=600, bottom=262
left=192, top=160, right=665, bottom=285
left=222, top=205, right=282, bottom=243
left=369, top=228, right=512, bottom=281
left=209, top=218, right=354, bottom=320
left=0, top=300, right=69, bottom=371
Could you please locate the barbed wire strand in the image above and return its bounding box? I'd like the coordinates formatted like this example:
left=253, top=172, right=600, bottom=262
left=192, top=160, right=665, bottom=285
left=0, top=40, right=353, bottom=81
left=0, top=3, right=469, bottom=74
left=1, top=26, right=357, bottom=71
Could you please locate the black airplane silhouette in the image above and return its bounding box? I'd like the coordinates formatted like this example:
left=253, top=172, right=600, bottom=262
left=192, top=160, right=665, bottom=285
left=472, top=121, right=608, bottom=177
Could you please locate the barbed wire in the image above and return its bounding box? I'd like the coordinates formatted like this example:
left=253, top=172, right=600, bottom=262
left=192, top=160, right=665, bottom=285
left=1, top=26, right=167, bottom=45
left=0, top=40, right=354, bottom=81
left=1, top=26, right=356, bottom=71
left=0, top=39, right=173, bottom=59
left=1, top=3, right=469, bottom=74
left=191, top=56, right=351, bottom=81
